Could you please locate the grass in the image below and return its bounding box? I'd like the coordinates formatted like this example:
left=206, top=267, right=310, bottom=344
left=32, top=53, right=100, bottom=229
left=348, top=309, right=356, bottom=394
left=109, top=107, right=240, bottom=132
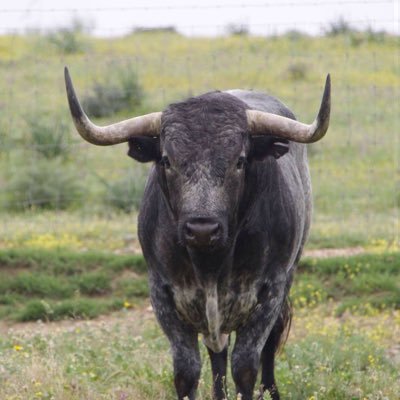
left=0, top=248, right=398, bottom=321
left=0, top=249, right=398, bottom=398
left=0, top=248, right=147, bottom=321
left=0, top=30, right=398, bottom=249
left=0, top=306, right=398, bottom=399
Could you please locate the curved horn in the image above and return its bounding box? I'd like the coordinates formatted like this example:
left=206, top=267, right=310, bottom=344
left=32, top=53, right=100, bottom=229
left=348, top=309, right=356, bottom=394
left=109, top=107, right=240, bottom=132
left=247, top=74, right=331, bottom=143
left=64, top=67, right=161, bottom=145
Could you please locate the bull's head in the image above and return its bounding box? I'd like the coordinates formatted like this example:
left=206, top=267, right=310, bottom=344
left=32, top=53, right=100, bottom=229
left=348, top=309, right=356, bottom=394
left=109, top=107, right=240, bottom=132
left=65, top=67, right=330, bottom=255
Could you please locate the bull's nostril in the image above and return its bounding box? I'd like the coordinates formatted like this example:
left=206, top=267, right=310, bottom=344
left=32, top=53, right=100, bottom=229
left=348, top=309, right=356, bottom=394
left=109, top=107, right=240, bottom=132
left=184, top=224, right=195, bottom=239
left=209, top=223, right=221, bottom=240
left=210, top=223, right=220, bottom=234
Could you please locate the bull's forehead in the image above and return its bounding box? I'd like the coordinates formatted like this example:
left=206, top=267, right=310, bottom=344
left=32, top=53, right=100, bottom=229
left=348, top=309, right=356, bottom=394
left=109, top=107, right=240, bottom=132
left=162, top=92, right=247, bottom=146
left=161, top=91, right=248, bottom=163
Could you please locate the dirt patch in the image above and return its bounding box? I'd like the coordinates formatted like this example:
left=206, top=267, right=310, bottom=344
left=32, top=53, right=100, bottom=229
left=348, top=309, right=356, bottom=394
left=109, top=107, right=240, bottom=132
left=0, top=303, right=154, bottom=336
left=304, top=246, right=365, bottom=259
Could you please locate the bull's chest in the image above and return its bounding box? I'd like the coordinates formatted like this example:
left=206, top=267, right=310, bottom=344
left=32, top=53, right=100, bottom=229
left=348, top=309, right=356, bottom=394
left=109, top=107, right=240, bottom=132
left=172, top=282, right=258, bottom=335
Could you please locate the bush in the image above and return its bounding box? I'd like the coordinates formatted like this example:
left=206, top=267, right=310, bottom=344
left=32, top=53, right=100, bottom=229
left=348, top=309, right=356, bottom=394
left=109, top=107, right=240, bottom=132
left=103, top=167, right=147, bottom=213
left=82, top=62, right=144, bottom=118
left=225, top=23, right=249, bottom=36
left=286, top=62, right=308, bottom=81
left=5, top=158, right=82, bottom=211
left=46, top=19, right=91, bottom=54
left=25, top=112, right=71, bottom=159
left=7, top=273, right=73, bottom=298
left=115, top=277, right=149, bottom=298
left=76, top=272, right=112, bottom=295
left=324, top=17, right=356, bottom=37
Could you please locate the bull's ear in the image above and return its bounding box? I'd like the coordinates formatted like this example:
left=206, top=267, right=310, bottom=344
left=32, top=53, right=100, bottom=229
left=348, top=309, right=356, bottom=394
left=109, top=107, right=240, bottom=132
left=127, top=137, right=161, bottom=163
left=249, top=136, right=289, bottom=161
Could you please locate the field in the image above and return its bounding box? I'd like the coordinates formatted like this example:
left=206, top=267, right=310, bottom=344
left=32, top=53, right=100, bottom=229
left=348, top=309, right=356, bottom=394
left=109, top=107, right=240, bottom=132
left=0, top=29, right=398, bottom=248
left=0, top=249, right=399, bottom=399
left=0, top=26, right=399, bottom=400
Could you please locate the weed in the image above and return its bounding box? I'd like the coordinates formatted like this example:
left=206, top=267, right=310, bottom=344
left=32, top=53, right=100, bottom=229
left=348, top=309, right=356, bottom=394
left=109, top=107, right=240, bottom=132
left=82, top=62, right=144, bottom=118
left=102, top=168, right=147, bottom=213
left=286, top=62, right=308, bottom=81
left=46, top=19, right=91, bottom=54
left=75, top=272, right=112, bottom=295
left=4, top=158, right=82, bottom=211
left=324, top=17, right=357, bottom=37
left=4, top=272, right=73, bottom=298
left=24, top=111, right=71, bottom=159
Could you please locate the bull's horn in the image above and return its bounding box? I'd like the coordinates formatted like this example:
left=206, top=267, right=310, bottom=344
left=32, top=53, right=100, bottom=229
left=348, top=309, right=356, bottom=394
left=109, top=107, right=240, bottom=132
left=64, top=67, right=161, bottom=145
left=247, top=74, right=331, bottom=143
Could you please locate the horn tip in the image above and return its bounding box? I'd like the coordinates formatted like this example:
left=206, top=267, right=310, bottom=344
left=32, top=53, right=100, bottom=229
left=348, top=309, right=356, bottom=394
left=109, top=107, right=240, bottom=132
left=325, top=73, right=331, bottom=94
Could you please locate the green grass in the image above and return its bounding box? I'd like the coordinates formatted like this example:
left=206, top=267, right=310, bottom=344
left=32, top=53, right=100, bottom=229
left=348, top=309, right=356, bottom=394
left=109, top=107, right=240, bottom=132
left=0, top=248, right=398, bottom=322
left=0, top=306, right=398, bottom=399
left=0, top=249, right=398, bottom=398
left=0, top=248, right=147, bottom=321
left=0, top=30, right=398, bottom=249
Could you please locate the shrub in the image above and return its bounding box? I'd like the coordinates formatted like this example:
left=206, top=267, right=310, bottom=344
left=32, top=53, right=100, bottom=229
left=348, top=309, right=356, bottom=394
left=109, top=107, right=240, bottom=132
left=82, top=62, right=144, bottom=118
left=286, top=62, right=308, bottom=81
left=7, top=273, right=73, bottom=298
left=324, top=17, right=356, bottom=37
left=225, top=23, right=249, bottom=36
left=5, top=158, right=82, bottom=211
left=115, top=277, right=149, bottom=298
left=46, top=19, right=91, bottom=54
left=76, top=272, right=112, bottom=295
left=17, top=300, right=52, bottom=321
left=25, top=111, right=71, bottom=159
left=103, top=167, right=147, bottom=213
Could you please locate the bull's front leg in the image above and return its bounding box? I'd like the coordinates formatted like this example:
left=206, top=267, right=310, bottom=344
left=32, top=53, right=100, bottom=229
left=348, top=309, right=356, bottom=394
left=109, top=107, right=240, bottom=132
left=231, top=279, right=287, bottom=400
left=150, top=278, right=201, bottom=400
left=206, top=344, right=228, bottom=399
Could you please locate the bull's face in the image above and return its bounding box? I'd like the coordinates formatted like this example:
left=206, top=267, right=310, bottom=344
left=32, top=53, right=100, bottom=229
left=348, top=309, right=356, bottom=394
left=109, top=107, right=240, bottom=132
left=160, top=93, right=249, bottom=252
left=129, top=93, right=291, bottom=253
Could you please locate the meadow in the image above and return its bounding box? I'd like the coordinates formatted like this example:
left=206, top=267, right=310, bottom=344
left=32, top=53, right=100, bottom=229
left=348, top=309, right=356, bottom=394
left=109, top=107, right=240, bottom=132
left=0, top=25, right=399, bottom=400
left=0, top=249, right=399, bottom=399
left=0, top=27, right=398, bottom=249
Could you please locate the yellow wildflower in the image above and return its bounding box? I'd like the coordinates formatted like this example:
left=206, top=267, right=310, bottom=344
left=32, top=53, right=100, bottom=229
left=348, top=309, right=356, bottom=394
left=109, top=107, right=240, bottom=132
left=124, top=301, right=132, bottom=309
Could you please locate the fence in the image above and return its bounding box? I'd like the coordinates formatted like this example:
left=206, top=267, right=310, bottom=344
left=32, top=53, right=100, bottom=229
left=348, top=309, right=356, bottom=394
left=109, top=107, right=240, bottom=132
left=0, top=0, right=398, bottom=251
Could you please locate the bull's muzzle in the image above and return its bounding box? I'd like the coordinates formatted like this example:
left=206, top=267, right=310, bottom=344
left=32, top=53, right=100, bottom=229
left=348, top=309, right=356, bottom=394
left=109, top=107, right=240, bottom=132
left=183, top=218, right=223, bottom=250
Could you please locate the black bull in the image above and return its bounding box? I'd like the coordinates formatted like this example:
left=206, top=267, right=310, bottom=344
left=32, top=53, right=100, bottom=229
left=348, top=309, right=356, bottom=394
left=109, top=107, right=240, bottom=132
left=64, top=67, right=331, bottom=400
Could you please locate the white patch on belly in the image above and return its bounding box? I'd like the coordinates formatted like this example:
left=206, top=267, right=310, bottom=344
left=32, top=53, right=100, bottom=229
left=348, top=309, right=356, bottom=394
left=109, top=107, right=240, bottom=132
left=172, top=281, right=259, bottom=352
left=203, top=284, right=227, bottom=353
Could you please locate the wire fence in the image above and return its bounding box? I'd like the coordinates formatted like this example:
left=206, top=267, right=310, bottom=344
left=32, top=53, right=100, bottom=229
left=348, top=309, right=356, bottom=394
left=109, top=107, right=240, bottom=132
left=0, top=1, right=398, bottom=251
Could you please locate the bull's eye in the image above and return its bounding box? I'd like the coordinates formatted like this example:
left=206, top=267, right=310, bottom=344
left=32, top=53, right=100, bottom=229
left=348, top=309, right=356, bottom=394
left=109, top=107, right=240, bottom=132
left=236, top=156, right=247, bottom=170
left=161, top=156, right=171, bottom=169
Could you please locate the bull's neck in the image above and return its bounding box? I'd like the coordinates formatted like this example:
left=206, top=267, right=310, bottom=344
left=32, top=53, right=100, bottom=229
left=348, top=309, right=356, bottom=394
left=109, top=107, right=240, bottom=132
left=187, top=247, right=233, bottom=285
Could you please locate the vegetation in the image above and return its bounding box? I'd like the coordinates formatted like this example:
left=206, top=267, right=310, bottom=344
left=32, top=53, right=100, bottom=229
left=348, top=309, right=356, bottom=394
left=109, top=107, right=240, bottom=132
left=0, top=24, right=397, bottom=399
left=0, top=248, right=146, bottom=321
left=4, top=158, right=82, bottom=211
left=0, top=249, right=399, bottom=399
left=82, top=61, right=144, bottom=118
left=0, top=27, right=397, bottom=249
left=0, top=248, right=398, bottom=322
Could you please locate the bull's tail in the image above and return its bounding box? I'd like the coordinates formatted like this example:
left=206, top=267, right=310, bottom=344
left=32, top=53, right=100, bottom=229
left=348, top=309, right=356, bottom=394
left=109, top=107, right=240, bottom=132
left=275, top=296, right=292, bottom=354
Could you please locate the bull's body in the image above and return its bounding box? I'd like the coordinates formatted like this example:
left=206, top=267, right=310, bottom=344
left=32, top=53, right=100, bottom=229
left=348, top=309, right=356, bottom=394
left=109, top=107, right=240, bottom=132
left=64, top=67, right=330, bottom=400
left=137, top=91, right=311, bottom=399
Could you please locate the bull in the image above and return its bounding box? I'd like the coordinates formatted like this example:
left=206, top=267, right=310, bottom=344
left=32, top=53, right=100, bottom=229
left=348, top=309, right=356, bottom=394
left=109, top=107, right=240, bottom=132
left=64, top=67, right=330, bottom=400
